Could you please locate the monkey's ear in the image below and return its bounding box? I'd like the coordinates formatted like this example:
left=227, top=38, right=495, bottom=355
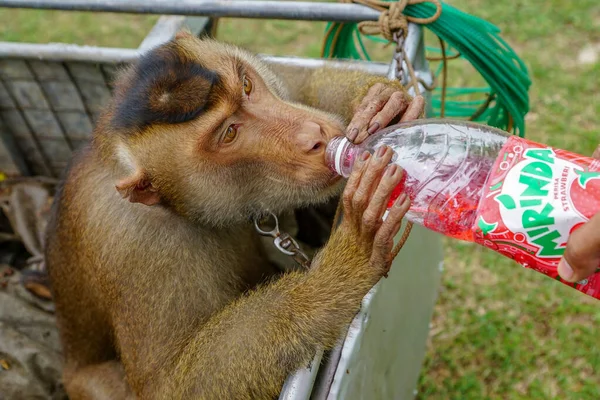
left=115, top=171, right=161, bottom=206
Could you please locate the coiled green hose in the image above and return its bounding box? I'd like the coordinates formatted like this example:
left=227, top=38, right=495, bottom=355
left=322, top=1, right=531, bottom=136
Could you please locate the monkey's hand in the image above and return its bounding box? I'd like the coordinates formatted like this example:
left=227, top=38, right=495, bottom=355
left=319, top=145, right=410, bottom=281
left=347, top=82, right=425, bottom=144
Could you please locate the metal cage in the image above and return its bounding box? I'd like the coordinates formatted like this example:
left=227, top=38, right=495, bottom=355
left=0, top=2, right=443, bottom=399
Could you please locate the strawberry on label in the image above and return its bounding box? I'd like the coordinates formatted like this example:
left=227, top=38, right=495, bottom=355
left=570, top=170, right=600, bottom=220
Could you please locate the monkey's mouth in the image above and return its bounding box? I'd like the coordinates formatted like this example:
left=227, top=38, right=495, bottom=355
left=298, top=169, right=342, bottom=194
left=319, top=172, right=345, bottom=195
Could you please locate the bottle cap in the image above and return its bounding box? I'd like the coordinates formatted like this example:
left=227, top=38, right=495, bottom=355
left=334, top=136, right=350, bottom=175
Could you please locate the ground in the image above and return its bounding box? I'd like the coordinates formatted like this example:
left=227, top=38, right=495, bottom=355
left=1, top=0, right=599, bottom=398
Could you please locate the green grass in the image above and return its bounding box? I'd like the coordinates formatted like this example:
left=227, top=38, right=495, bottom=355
left=415, top=1, right=600, bottom=398
left=1, top=1, right=599, bottom=398
left=0, top=9, right=158, bottom=48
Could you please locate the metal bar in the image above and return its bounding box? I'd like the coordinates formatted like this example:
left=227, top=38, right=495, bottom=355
left=279, top=348, right=324, bottom=400
left=0, top=42, right=139, bottom=64
left=0, top=116, right=31, bottom=175
left=0, top=42, right=390, bottom=76
left=262, top=55, right=389, bottom=76
left=61, top=61, right=97, bottom=125
left=309, top=344, right=344, bottom=400
left=0, top=77, right=54, bottom=176
left=0, top=0, right=380, bottom=22
left=138, top=15, right=213, bottom=52
left=137, top=16, right=191, bottom=52
left=24, top=60, right=75, bottom=152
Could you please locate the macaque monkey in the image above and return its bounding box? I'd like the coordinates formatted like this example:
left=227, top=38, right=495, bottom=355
left=45, top=32, right=424, bottom=399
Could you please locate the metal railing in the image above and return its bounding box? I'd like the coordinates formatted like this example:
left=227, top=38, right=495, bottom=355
left=0, top=0, right=380, bottom=22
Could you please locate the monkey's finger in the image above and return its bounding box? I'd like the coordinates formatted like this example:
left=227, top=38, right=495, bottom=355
left=349, top=84, right=380, bottom=120
left=361, top=164, right=404, bottom=238
left=368, top=91, right=410, bottom=134
left=342, top=150, right=371, bottom=215
left=359, top=82, right=387, bottom=109
left=347, top=88, right=395, bottom=144
left=370, top=194, right=410, bottom=272
left=351, top=147, right=394, bottom=224
left=374, top=193, right=410, bottom=249
left=399, top=95, right=425, bottom=122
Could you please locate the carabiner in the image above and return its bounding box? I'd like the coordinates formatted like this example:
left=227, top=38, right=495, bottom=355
left=254, top=211, right=280, bottom=238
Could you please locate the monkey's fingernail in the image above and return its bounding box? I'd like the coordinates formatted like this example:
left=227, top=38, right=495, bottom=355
left=376, top=146, right=387, bottom=158
left=368, top=122, right=380, bottom=135
left=385, top=164, right=398, bottom=177
left=359, top=151, right=371, bottom=163
left=347, top=128, right=359, bottom=142
left=394, top=193, right=408, bottom=207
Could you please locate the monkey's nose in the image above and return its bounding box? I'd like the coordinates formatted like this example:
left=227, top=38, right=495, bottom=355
left=296, top=121, right=326, bottom=154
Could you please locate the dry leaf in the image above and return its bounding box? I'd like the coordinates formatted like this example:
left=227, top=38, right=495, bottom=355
left=24, top=282, right=53, bottom=300
left=0, top=359, right=10, bottom=370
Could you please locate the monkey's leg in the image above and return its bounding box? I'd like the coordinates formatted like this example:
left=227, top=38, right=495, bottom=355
left=63, top=361, right=135, bottom=400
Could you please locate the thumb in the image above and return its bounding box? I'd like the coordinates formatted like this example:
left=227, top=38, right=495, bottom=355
left=592, top=144, right=600, bottom=160
left=558, top=213, right=600, bottom=282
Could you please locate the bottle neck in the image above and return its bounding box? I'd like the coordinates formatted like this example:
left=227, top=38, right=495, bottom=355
left=325, top=136, right=353, bottom=178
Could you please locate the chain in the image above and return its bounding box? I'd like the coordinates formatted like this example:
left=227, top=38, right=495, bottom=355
left=388, top=29, right=416, bottom=263
left=391, top=30, right=407, bottom=83
left=254, top=212, right=311, bottom=270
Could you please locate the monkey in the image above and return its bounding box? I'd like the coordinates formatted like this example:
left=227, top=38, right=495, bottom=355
left=44, top=32, right=424, bottom=400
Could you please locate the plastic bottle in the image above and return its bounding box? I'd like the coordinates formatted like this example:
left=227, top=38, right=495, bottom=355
left=325, top=118, right=600, bottom=300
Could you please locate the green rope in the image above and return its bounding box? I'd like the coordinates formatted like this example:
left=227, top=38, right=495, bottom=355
left=322, top=1, right=531, bottom=137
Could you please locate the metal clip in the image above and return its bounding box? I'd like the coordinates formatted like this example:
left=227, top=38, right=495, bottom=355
left=254, top=211, right=282, bottom=238
left=254, top=212, right=311, bottom=270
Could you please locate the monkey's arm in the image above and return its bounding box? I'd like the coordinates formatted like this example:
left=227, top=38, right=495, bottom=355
left=272, top=65, right=402, bottom=120
left=271, top=64, right=421, bottom=144
left=128, top=147, right=410, bottom=400
left=170, top=240, right=374, bottom=399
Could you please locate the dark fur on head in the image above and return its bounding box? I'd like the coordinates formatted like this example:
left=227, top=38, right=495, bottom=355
left=112, top=43, right=220, bottom=132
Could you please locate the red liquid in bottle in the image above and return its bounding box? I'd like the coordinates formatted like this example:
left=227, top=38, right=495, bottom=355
left=387, top=163, right=488, bottom=241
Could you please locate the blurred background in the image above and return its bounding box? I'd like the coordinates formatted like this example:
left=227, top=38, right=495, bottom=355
left=1, top=0, right=598, bottom=398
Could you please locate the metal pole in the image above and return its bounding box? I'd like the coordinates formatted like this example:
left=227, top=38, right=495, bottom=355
left=0, top=0, right=380, bottom=22
left=0, top=42, right=391, bottom=75
left=0, top=41, right=140, bottom=64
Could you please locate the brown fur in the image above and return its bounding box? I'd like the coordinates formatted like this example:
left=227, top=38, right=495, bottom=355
left=46, top=34, right=409, bottom=399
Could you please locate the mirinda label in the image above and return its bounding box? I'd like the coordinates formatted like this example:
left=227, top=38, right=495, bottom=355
left=474, top=136, right=600, bottom=299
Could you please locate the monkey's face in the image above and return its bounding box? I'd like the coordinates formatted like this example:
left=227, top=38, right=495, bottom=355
left=108, top=35, right=345, bottom=226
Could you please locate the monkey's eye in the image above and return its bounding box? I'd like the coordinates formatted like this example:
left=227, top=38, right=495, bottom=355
left=223, top=125, right=238, bottom=144
left=243, top=76, right=253, bottom=96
